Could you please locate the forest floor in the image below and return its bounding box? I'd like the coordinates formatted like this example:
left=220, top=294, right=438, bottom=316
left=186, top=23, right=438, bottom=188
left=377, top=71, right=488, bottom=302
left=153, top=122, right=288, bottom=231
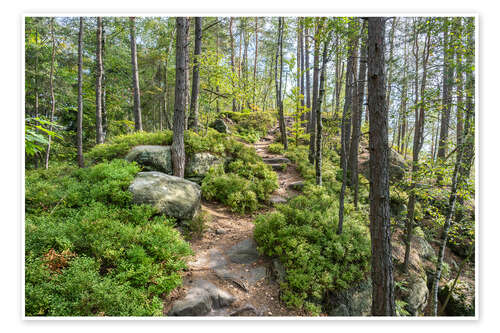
left=163, top=124, right=304, bottom=317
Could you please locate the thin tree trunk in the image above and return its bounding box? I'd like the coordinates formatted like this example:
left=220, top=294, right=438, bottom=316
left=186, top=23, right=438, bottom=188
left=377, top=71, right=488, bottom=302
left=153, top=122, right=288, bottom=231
left=304, top=24, right=311, bottom=125
left=229, top=17, right=237, bottom=112
left=130, top=17, right=143, bottom=131
left=385, top=18, right=398, bottom=113
left=308, top=19, right=322, bottom=163
left=338, top=19, right=359, bottom=234
left=188, top=17, right=202, bottom=131
left=76, top=17, right=84, bottom=168
left=275, top=17, right=288, bottom=150
left=44, top=18, right=56, bottom=169
left=95, top=17, right=104, bottom=144
left=253, top=17, right=259, bottom=107
left=299, top=18, right=306, bottom=127
left=101, top=20, right=107, bottom=141
left=350, top=21, right=367, bottom=209
left=172, top=17, right=188, bottom=177
left=404, top=20, right=432, bottom=271
left=367, top=17, right=396, bottom=316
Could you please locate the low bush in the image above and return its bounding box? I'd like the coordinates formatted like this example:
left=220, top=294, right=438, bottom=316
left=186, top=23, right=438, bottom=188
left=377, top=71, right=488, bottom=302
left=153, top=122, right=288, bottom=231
left=25, top=160, right=192, bottom=316
left=254, top=185, right=371, bottom=314
left=268, top=143, right=284, bottom=155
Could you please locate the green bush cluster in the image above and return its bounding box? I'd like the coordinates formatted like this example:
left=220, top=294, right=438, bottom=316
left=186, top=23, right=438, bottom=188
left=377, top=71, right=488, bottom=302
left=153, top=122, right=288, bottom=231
left=25, top=160, right=192, bottom=316
left=254, top=185, right=371, bottom=314
left=268, top=143, right=284, bottom=154
left=222, top=109, right=275, bottom=143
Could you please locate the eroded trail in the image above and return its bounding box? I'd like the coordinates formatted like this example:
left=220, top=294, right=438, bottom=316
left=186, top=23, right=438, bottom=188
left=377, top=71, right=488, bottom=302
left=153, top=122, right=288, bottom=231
left=164, top=126, right=303, bottom=317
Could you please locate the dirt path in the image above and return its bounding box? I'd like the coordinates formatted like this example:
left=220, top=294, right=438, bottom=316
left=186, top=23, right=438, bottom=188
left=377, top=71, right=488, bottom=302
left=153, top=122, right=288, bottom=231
left=164, top=126, right=304, bottom=317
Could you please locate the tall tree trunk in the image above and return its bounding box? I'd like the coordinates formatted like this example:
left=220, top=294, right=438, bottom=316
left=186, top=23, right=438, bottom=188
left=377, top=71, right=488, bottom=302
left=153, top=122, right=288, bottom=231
left=188, top=17, right=202, bottom=131
left=130, top=17, right=143, bottom=131
left=253, top=17, right=259, bottom=107
left=76, top=17, right=84, bottom=168
left=367, top=17, right=396, bottom=316
left=437, top=18, right=454, bottom=182
left=299, top=18, right=306, bottom=127
left=172, top=17, right=189, bottom=177
left=44, top=18, right=56, bottom=169
left=403, top=20, right=432, bottom=272
left=34, top=20, right=39, bottom=118
left=350, top=21, right=367, bottom=209
left=95, top=17, right=104, bottom=144
left=229, top=18, right=237, bottom=112
left=308, top=19, right=322, bottom=164
left=385, top=18, right=398, bottom=113
left=315, top=25, right=331, bottom=186
left=338, top=19, right=359, bottom=234
left=304, top=24, right=311, bottom=125
left=275, top=17, right=288, bottom=150
left=101, top=20, right=107, bottom=141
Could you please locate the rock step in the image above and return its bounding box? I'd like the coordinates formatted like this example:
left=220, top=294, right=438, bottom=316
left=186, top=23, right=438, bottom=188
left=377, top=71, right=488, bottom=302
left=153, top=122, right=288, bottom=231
left=269, top=195, right=287, bottom=205
left=168, top=280, right=236, bottom=316
left=288, top=181, right=305, bottom=191
left=262, top=157, right=291, bottom=165
left=268, top=163, right=285, bottom=171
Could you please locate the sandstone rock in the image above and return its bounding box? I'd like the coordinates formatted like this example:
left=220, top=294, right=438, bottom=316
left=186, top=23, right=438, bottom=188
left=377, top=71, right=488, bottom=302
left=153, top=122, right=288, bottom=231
left=262, top=157, right=291, bottom=164
left=186, top=152, right=224, bottom=179
left=270, top=196, right=287, bottom=205
left=129, top=171, right=201, bottom=220
left=209, top=119, right=229, bottom=133
left=125, top=145, right=172, bottom=174
left=288, top=181, right=305, bottom=191
left=227, top=238, right=260, bottom=264
left=328, top=278, right=372, bottom=316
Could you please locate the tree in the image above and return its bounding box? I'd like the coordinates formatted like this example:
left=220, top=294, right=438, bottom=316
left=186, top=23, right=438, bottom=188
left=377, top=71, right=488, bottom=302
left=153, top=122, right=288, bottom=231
left=349, top=21, right=367, bottom=209
left=403, top=19, right=432, bottom=271
left=44, top=18, right=56, bottom=169
left=76, top=17, right=84, bottom=168
left=172, top=17, right=189, bottom=178
left=308, top=19, right=322, bottom=164
left=275, top=17, right=288, bottom=150
left=95, top=17, right=104, bottom=144
left=367, top=17, right=396, bottom=316
left=188, top=17, right=202, bottom=131
left=130, top=17, right=143, bottom=131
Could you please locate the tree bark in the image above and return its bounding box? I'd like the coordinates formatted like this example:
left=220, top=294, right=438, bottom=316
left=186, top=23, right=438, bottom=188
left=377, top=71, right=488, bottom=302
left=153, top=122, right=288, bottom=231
left=349, top=21, right=367, bottom=209
left=188, top=17, right=202, bottom=131
left=101, top=20, right=107, bottom=141
left=308, top=19, right=322, bottom=164
left=367, top=17, right=396, bottom=316
left=95, top=17, right=104, bottom=144
left=229, top=17, right=237, bottom=112
left=130, top=17, right=143, bottom=131
left=44, top=18, right=56, bottom=169
left=76, top=17, right=84, bottom=168
left=404, top=20, right=432, bottom=271
left=275, top=17, right=288, bottom=150
left=253, top=17, right=259, bottom=107
left=304, top=24, right=311, bottom=124
left=172, top=17, right=189, bottom=178
left=299, top=19, right=306, bottom=127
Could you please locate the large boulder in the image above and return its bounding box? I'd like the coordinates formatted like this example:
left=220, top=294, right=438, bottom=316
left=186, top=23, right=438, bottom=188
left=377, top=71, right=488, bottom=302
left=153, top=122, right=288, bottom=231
left=329, top=278, right=372, bottom=316
left=126, top=145, right=223, bottom=182
left=360, top=148, right=408, bottom=183
left=402, top=272, right=429, bottom=316
left=125, top=145, right=172, bottom=174
left=186, top=152, right=224, bottom=180
left=168, top=280, right=236, bottom=316
left=128, top=171, right=201, bottom=220
left=209, top=118, right=229, bottom=133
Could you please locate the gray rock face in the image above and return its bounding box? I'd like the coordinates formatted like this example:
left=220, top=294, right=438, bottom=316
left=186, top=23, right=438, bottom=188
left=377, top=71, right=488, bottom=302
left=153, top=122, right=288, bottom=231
left=262, top=157, right=291, bottom=165
left=209, top=119, right=229, bottom=133
left=329, top=278, right=372, bottom=316
left=168, top=280, right=235, bottom=316
left=403, top=273, right=429, bottom=316
left=288, top=181, right=305, bottom=191
left=128, top=171, right=201, bottom=220
left=272, top=258, right=286, bottom=283
left=413, top=236, right=436, bottom=260
left=227, top=238, right=260, bottom=264
left=186, top=152, right=224, bottom=178
left=360, top=148, right=408, bottom=183
left=125, top=145, right=172, bottom=174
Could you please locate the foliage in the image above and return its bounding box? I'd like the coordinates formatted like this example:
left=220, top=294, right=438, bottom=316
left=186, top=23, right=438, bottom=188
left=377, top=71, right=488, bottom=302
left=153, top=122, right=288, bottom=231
left=254, top=185, right=371, bottom=313
left=25, top=117, right=62, bottom=157
left=25, top=160, right=192, bottom=316
left=268, top=143, right=284, bottom=154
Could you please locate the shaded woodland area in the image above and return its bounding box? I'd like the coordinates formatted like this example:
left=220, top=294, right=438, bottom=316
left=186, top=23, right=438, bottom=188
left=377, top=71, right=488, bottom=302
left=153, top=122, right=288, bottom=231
left=24, top=16, right=475, bottom=317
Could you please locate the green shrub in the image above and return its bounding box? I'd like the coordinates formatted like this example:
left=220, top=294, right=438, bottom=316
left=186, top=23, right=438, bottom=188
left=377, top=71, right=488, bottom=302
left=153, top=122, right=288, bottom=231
left=25, top=161, right=192, bottom=316
left=254, top=185, right=371, bottom=314
left=268, top=143, right=284, bottom=154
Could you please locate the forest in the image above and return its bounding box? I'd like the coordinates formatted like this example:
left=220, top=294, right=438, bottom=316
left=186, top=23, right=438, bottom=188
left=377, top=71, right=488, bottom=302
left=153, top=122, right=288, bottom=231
left=24, top=16, right=475, bottom=317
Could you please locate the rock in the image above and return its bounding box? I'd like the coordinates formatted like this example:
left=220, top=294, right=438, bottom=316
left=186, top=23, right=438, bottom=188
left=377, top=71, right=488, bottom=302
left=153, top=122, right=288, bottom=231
left=230, top=304, right=258, bottom=316
left=269, top=164, right=285, bottom=171
left=191, top=248, right=227, bottom=270
left=360, top=148, right=408, bottom=183
left=272, top=258, right=286, bottom=283
left=401, top=272, right=429, bottom=316
left=413, top=236, right=436, bottom=260
left=125, top=145, right=172, bottom=174
left=186, top=152, right=224, bottom=179
left=328, top=278, right=372, bottom=316
left=270, top=195, right=287, bottom=205
left=209, top=119, right=229, bottom=133
left=168, top=280, right=235, bottom=316
left=215, top=228, right=226, bottom=235
left=262, top=157, right=291, bottom=164
left=288, top=181, right=305, bottom=191
left=129, top=171, right=201, bottom=220
left=438, top=282, right=475, bottom=316
left=227, top=238, right=260, bottom=264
